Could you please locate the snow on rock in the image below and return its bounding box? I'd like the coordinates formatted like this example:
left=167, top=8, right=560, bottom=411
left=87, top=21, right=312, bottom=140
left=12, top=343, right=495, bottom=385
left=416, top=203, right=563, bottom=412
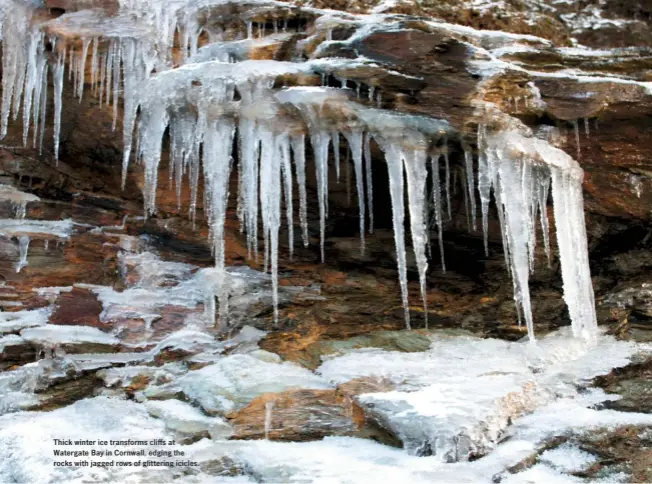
left=176, top=382, right=652, bottom=484
left=317, top=328, right=641, bottom=461
left=0, top=396, right=193, bottom=483
left=538, top=443, right=599, bottom=473
left=501, top=464, right=585, bottom=483
left=0, top=219, right=75, bottom=238
left=0, top=307, right=49, bottom=334
left=145, top=399, right=233, bottom=439
left=0, top=185, right=39, bottom=219
left=150, top=329, right=223, bottom=359
left=145, top=353, right=331, bottom=415
left=20, top=324, right=120, bottom=352
left=87, top=255, right=275, bottom=331
left=98, top=362, right=188, bottom=390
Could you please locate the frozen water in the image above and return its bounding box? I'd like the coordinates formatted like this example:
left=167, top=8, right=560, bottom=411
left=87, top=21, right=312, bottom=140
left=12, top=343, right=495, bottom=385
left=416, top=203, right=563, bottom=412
left=0, top=219, right=74, bottom=238
left=145, top=353, right=331, bottom=415
left=318, top=327, right=639, bottom=460
left=145, top=399, right=233, bottom=439
left=0, top=307, right=48, bottom=334
left=0, top=184, right=39, bottom=219
left=0, top=0, right=600, bottom=339
left=480, top=128, right=597, bottom=341
left=538, top=443, right=598, bottom=473
left=20, top=324, right=120, bottom=348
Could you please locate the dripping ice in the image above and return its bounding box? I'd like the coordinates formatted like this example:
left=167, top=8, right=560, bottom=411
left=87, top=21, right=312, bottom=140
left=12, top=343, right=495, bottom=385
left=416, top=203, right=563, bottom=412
left=0, top=0, right=599, bottom=342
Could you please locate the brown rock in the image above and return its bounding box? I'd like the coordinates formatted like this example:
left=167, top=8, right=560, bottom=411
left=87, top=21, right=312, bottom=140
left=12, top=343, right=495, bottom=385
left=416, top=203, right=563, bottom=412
left=49, top=286, right=103, bottom=328
left=227, top=388, right=399, bottom=445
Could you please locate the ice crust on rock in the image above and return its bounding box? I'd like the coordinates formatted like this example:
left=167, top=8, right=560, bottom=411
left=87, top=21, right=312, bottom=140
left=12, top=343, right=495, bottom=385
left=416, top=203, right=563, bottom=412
left=0, top=307, right=49, bottom=334
left=0, top=184, right=39, bottom=218
left=318, top=328, right=639, bottom=461
left=87, top=252, right=275, bottom=330
left=145, top=353, right=331, bottom=415
left=145, top=399, right=233, bottom=439
left=0, top=397, right=187, bottom=483
left=20, top=324, right=120, bottom=347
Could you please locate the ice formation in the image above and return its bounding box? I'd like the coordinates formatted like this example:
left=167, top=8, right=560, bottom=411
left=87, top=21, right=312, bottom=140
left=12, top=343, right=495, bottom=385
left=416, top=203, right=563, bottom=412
left=479, top=128, right=597, bottom=340
left=0, top=0, right=598, bottom=340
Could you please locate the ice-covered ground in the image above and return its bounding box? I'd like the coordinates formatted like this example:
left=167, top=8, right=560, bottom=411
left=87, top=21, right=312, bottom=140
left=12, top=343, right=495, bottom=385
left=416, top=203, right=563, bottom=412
left=0, top=314, right=650, bottom=482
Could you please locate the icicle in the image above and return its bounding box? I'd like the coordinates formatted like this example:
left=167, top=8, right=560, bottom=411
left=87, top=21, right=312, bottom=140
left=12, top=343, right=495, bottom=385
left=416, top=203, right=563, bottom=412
left=138, top=102, right=169, bottom=216
left=291, top=134, right=309, bottom=248
left=583, top=117, right=590, bottom=138
left=538, top=174, right=552, bottom=266
left=202, top=116, right=235, bottom=271
left=238, top=117, right=261, bottom=258
left=247, top=21, right=253, bottom=39
left=431, top=154, right=446, bottom=272
left=464, top=148, right=477, bottom=231
left=104, top=43, right=113, bottom=107
left=376, top=90, right=382, bottom=109
left=497, top=154, right=536, bottom=342
left=311, top=131, right=330, bottom=263
left=550, top=166, right=597, bottom=339
left=31, top=47, right=46, bottom=150
left=342, top=130, right=365, bottom=255
left=259, top=129, right=282, bottom=324
left=364, top=132, right=374, bottom=234
left=90, top=37, right=99, bottom=91
left=121, top=38, right=151, bottom=190
left=15, top=235, right=30, bottom=273
left=279, top=133, right=294, bottom=258
left=38, top=64, right=47, bottom=155
left=111, top=41, right=121, bottom=131
left=345, top=145, right=351, bottom=205
left=53, top=48, right=66, bottom=161
left=78, top=38, right=90, bottom=102
left=382, top=144, right=410, bottom=329
left=44, top=239, right=49, bottom=251
left=477, top=125, right=491, bottom=255
left=331, top=131, right=341, bottom=182
left=403, top=148, right=429, bottom=328
left=461, top=166, right=471, bottom=231
left=484, top=128, right=598, bottom=341
left=21, top=29, right=41, bottom=147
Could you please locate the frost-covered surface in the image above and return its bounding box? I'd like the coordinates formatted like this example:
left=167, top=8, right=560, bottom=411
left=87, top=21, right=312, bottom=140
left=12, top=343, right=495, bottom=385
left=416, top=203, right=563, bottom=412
left=538, top=443, right=598, bottom=473
left=176, top=385, right=652, bottom=483
left=84, top=252, right=277, bottom=331
left=318, top=328, right=639, bottom=460
left=0, top=397, right=189, bottom=483
left=0, top=219, right=75, bottom=238
left=145, top=353, right=331, bottom=415
left=145, top=399, right=233, bottom=438
left=0, top=184, right=39, bottom=219
left=0, top=307, right=48, bottom=334
left=20, top=324, right=119, bottom=347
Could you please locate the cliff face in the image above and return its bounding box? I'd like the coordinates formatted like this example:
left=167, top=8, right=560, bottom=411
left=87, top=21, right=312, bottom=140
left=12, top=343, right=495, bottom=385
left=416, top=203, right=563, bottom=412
left=0, top=1, right=651, bottom=480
